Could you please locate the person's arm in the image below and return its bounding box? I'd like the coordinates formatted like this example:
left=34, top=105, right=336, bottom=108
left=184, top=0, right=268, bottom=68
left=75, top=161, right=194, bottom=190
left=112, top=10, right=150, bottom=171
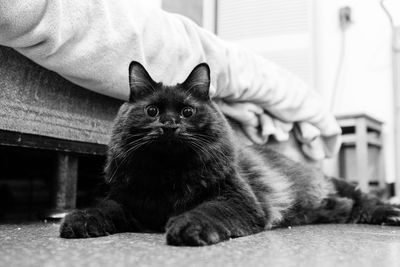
left=0, top=0, right=341, bottom=157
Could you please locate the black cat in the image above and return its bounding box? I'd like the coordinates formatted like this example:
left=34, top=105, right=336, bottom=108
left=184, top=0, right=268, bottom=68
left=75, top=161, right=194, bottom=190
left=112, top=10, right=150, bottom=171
left=60, top=62, right=400, bottom=246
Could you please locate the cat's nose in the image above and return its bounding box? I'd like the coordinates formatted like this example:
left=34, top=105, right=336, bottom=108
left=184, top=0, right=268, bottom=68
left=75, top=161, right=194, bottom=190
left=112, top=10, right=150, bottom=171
left=161, top=125, right=179, bottom=135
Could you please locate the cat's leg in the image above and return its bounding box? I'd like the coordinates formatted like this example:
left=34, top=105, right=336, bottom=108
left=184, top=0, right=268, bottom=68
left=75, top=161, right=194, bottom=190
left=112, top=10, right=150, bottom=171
left=165, top=187, right=266, bottom=246
left=279, top=195, right=357, bottom=226
left=59, top=198, right=142, bottom=238
left=328, top=177, right=400, bottom=225
left=310, top=196, right=356, bottom=224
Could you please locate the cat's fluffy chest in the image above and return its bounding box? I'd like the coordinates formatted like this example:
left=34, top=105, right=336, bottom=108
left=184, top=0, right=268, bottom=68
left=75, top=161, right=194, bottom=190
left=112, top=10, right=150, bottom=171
left=122, top=177, right=205, bottom=231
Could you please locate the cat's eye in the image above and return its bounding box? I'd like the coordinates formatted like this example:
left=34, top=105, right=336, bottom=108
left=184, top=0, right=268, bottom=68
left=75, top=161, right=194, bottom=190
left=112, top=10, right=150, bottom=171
left=145, top=105, right=159, bottom=117
left=181, top=107, right=194, bottom=118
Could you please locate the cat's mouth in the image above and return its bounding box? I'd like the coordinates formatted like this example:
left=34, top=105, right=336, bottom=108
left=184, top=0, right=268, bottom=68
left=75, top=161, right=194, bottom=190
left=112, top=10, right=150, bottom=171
left=151, top=127, right=184, bottom=144
left=160, top=126, right=180, bottom=137
left=142, top=128, right=206, bottom=151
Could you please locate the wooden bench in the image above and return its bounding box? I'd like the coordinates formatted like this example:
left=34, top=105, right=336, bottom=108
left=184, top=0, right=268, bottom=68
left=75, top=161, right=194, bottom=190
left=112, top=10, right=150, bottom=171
left=0, top=46, right=122, bottom=218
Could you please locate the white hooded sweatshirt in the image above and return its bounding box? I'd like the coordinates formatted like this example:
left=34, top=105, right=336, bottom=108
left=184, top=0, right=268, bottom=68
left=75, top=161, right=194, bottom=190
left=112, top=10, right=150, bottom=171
left=0, top=0, right=341, bottom=160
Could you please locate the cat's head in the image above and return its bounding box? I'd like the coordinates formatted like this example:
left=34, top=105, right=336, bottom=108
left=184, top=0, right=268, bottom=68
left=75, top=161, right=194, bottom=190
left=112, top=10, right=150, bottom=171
left=105, top=61, right=234, bottom=183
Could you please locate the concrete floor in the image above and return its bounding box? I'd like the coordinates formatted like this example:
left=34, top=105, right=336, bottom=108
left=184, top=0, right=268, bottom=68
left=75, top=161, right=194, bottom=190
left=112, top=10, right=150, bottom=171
left=1, top=223, right=400, bottom=267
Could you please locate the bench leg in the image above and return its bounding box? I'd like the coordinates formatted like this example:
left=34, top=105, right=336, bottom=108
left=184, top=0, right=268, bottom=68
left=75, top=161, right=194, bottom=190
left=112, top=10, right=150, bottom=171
left=46, top=152, right=78, bottom=219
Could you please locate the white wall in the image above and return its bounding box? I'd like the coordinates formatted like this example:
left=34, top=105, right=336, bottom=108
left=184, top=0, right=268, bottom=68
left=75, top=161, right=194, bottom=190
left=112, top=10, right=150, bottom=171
left=314, top=0, right=395, bottom=182
left=215, top=0, right=396, bottom=183
left=217, top=0, right=315, bottom=85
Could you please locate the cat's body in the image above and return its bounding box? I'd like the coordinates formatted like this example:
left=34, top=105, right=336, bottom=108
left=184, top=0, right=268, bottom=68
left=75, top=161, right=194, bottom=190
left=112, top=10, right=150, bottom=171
left=60, top=62, right=400, bottom=245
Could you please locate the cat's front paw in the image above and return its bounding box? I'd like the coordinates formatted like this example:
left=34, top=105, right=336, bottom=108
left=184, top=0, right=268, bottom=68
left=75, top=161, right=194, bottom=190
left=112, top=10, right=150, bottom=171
left=59, top=209, right=115, bottom=238
left=372, top=205, right=400, bottom=226
left=165, top=214, right=229, bottom=246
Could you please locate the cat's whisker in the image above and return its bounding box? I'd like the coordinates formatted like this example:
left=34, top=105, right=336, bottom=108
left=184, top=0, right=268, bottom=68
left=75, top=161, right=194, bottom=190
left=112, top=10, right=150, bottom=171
left=126, top=139, right=149, bottom=149
left=108, top=139, right=148, bottom=183
left=125, top=138, right=154, bottom=156
left=125, top=134, right=155, bottom=147
left=126, top=131, right=149, bottom=136
left=107, top=159, right=120, bottom=184
left=183, top=140, right=208, bottom=171
left=180, top=135, right=228, bottom=170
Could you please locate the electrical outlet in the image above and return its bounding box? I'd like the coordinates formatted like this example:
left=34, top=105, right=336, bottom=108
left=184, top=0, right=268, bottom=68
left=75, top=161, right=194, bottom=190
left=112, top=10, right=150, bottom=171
left=339, top=6, right=352, bottom=30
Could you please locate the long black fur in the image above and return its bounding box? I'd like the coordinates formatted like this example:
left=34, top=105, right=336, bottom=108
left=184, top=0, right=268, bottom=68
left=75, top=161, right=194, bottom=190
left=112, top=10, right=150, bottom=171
left=60, top=62, right=400, bottom=245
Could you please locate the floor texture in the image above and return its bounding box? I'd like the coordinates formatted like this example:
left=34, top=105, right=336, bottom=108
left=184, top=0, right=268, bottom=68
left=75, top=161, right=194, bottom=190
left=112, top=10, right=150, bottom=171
left=1, top=222, right=400, bottom=267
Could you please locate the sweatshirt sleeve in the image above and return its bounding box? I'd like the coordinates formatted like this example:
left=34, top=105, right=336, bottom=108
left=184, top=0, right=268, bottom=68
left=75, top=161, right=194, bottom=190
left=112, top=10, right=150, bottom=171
left=0, top=0, right=341, bottom=141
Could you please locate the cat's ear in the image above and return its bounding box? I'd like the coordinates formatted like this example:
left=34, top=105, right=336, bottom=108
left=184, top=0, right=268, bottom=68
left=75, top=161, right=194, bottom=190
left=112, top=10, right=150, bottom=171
left=182, top=63, right=211, bottom=100
left=128, top=61, right=156, bottom=101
